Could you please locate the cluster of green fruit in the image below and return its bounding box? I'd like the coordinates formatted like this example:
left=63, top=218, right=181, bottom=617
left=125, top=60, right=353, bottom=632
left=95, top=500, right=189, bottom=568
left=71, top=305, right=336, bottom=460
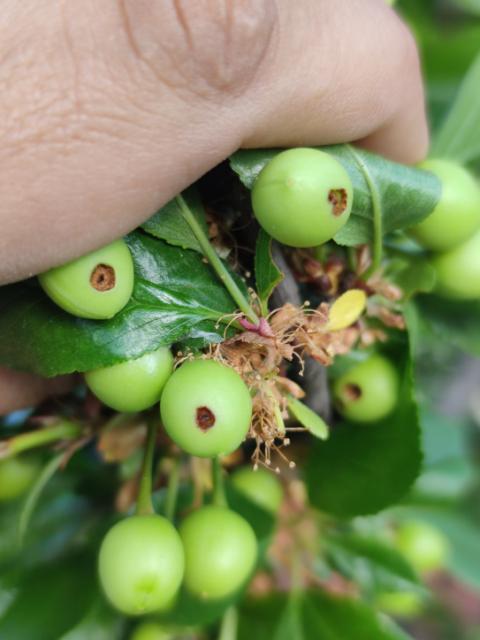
left=99, top=504, right=256, bottom=616
left=37, top=237, right=253, bottom=456
left=410, top=159, right=480, bottom=300
left=377, top=520, right=450, bottom=619
left=27, top=144, right=468, bottom=628
left=252, top=148, right=480, bottom=301
left=86, top=354, right=252, bottom=459
left=99, top=466, right=282, bottom=618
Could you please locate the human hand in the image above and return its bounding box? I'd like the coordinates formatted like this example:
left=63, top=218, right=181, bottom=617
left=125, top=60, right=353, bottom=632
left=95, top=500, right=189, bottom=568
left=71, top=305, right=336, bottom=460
left=0, top=0, right=428, bottom=413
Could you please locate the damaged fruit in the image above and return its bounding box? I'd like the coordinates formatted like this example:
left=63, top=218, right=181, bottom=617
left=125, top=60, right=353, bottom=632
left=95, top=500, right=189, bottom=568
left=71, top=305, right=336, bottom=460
left=251, top=148, right=353, bottom=247
left=160, top=359, right=252, bottom=458
left=38, top=239, right=134, bottom=319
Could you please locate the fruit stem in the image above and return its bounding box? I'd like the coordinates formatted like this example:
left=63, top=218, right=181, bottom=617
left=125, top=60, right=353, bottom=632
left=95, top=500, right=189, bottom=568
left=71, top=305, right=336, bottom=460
left=17, top=451, right=65, bottom=547
left=218, top=606, right=238, bottom=640
left=0, top=420, right=82, bottom=460
left=165, top=457, right=181, bottom=522
left=212, top=457, right=227, bottom=508
left=136, top=419, right=157, bottom=516
left=176, top=194, right=260, bottom=325
left=346, top=145, right=383, bottom=276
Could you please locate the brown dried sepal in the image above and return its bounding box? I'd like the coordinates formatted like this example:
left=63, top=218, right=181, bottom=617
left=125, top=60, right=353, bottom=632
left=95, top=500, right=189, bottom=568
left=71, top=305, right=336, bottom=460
left=97, top=419, right=147, bottom=462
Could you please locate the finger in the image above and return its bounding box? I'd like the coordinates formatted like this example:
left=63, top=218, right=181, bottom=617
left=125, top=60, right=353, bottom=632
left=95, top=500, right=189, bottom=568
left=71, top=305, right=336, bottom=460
left=0, top=0, right=428, bottom=285
left=0, top=368, right=74, bottom=416
left=241, top=0, right=428, bottom=162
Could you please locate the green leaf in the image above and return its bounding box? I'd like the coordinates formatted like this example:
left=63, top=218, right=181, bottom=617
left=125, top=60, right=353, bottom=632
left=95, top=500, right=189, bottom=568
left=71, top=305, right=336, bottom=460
left=155, top=587, right=237, bottom=628
left=229, top=145, right=440, bottom=247
left=272, top=598, right=303, bottom=640
left=387, top=257, right=437, bottom=299
left=437, top=295, right=480, bottom=356
left=141, top=187, right=208, bottom=253
left=239, top=591, right=412, bottom=640
left=418, top=408, right=470, bottom=468
left=431, top=50, right=480, bottom=164
left=325, top=533, right=421, bottom=594
left=409, top=409, right=475, bottom=504
left=0, top=554, right=96, bottom=640
left=0, top=232, right=244, bottom=376
left=58, top=600, right=123, bottom=640
left=410, top=294, right=480, bottom=358
left=413, top=458, right=475, bottom=504
left=450, top=0, right=480, bottom=15
left=255, top=229, right=284, bottom=314
left=305, top=339, right=422, bottom=517
left=287, top=396, right=329, bottom=440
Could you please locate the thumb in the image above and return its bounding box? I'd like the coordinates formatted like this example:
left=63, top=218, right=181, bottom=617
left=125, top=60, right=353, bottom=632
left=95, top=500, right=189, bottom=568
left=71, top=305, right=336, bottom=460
left=0, top=0, right=427, bottom=285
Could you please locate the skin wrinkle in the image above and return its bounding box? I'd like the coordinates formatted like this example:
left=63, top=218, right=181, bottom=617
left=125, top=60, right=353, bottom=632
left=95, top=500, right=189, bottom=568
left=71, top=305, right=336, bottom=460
left=119, top=0, right=200, bottom=95
left=120, top=0, right=277, bottom=98
left=172, top=0, right=195, bottom=52
left=59, top=0, right=82, bottom=118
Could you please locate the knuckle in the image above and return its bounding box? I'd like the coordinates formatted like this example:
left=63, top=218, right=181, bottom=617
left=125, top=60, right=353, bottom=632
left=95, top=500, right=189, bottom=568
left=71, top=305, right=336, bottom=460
left=370, top=15, right=424, bottom=126
left=396, top=21, right=422, bottom=80
left=388, top=19, right=423, bottom=98
left=119, top=0, right=277, bottom=97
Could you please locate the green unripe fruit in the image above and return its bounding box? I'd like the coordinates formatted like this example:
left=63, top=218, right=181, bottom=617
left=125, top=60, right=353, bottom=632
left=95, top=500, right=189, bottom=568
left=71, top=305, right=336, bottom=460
left=251, top=148, right=353, bottom=247
left=431, top=229, right=480, bottom=300
left=410, top=159, right=480, bottom=251
left=39, top=239, right=134, bottom=319
left=0, top=456, right=39, bottom=502
left=333, top=354, right=398, bottom=423
left=179, top=506, right=257, bottom=601
left=160, top=360, right=252, bottom=458
left=231, top=466, right=283, bottom=514
left=130, top=622, right=173, bottom=640
left=376, top=591, right=424, bottom=619
left=85, top=347, right=173, bottom=412
left=98, top=515, right=184, bottom=616
left=395, top=521, right=449, bottom=574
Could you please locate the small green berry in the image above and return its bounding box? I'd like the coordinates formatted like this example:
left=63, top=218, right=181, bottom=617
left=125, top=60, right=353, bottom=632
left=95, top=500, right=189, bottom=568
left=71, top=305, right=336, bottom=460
left=85, top=347, right=173, bottom=412
left=251, top=148, right=353, bottom=247
left=333, top=354, right=398, bottom=423
left=129, top=622, right=173, bottom=640
left=395, top=520, right=449, bottom=574
left=98, top=515, right=184, bottom=616
left=231, top=466, right=283, bottom=514
left=431, top=229, right=480, bottom=300
left=410, top=159, right=480, bottom=251
left=376, top=591, right=424, bottom=619
left=0, top=456, right=39, bottom=502
left=39, top=239, right=134, bottom=319
left=160, top=359, right=252, bottom=458
left=179, top=506, right=257, bottom=601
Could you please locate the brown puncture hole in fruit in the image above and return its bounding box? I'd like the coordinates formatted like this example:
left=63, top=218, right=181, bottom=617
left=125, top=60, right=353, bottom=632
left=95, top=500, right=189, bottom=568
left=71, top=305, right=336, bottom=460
left=196, top=406, right=216, bottom=431
left=344, top=383, right=362, bottom=402
left=328, top=188, right=348, bottom=216
left=90, top=264, right=115, bottom=291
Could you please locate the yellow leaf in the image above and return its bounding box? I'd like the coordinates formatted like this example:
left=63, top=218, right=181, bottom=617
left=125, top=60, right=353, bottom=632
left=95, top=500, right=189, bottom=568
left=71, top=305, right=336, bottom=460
left=327, top=289, right=367, bottom=331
